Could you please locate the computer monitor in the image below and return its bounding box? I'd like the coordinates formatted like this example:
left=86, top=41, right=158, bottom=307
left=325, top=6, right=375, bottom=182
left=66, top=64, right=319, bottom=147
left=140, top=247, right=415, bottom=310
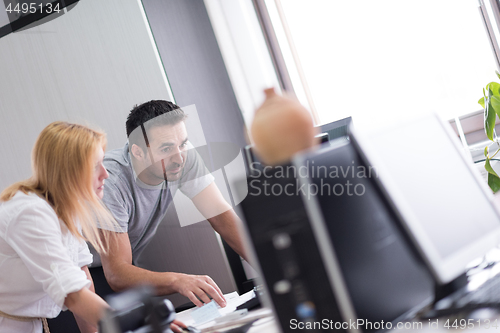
left=242, top=145, right=260, bottom=175
left=238, top=140, right=434, bottom=332
left=293, top=141, right=434, bottom=329
left=238, top=171, right=360, bottom=333
left=350, top=113, right=500, bottom=285
left=316, top=116, right=352, bottom=143
left=242, top=117, right=349, bottom=176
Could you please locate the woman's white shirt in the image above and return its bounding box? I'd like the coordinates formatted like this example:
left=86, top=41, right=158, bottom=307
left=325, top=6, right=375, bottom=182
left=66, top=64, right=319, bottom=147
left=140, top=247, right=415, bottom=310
left=0, top=191, right=92, bottom=332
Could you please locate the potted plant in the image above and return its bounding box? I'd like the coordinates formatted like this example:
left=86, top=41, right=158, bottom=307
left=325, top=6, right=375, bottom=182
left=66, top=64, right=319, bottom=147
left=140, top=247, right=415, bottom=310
left=479, top=71, right=500, bottom=192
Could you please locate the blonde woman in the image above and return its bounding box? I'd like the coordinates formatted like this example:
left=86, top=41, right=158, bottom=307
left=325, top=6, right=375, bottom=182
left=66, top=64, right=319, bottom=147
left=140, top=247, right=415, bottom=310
left=0, top=121, right=117, bottom=333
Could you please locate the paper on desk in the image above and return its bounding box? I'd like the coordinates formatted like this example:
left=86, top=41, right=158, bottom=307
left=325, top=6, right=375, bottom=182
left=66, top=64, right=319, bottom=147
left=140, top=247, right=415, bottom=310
left=202, top=309, right=274, bottom=333
left=190, top=301, right=221, bottom=324
left=176, top=290, right=255, bottom=327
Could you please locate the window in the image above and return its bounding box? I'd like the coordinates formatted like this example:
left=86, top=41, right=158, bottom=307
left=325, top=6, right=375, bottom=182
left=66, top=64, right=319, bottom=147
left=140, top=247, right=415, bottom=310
left=264, top=0, right=499, bottom=130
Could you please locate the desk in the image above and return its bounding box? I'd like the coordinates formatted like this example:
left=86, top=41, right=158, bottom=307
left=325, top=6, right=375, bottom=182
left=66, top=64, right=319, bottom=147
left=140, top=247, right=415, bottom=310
left=199, top=311, right=279, bottom=333
left=175, top=291, right=500, bottom=333
left=238, top=317, right=279, bottom=333
left=176, top=314, right=500, bottom=333
left=178, top=309, right=500, bottom=333
left=175, top=290, right=280, bottom=333
left=391, top=313, right=500, bottom=333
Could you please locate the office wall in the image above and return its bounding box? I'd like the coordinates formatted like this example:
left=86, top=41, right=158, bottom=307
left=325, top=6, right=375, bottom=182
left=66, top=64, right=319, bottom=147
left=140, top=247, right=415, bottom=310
left=0, top=0, right=172, bottom=191
left=0, top=0, right=238, bottom=307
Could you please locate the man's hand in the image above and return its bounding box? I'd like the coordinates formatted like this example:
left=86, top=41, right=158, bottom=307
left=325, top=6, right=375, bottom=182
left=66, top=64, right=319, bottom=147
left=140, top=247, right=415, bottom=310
left=171, top=272, right=226, bottom=307
left=100, top=232, right=227, bottom=307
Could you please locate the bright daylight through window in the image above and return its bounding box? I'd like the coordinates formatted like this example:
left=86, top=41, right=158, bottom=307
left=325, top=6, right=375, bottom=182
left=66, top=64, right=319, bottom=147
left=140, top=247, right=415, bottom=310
left=266, top=0, right=499, bottom=130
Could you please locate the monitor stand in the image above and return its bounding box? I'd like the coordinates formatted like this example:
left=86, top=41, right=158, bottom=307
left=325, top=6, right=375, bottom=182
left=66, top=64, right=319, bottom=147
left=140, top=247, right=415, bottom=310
left=420, top=273, right=468, bottom=319
left=433, top=273, right=468, bottom=304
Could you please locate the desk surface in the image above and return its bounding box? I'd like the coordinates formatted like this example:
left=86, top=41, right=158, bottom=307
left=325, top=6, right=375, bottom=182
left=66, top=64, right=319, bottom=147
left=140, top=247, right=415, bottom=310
left=238, top=316, right=279, bottom=333
left=183, top=309, right=500, bottom=333
left=199, top=312, right=279, bottom=333
left=176, top=291, right=500, bottom=333
left=185, top=312, right=500, bottom=333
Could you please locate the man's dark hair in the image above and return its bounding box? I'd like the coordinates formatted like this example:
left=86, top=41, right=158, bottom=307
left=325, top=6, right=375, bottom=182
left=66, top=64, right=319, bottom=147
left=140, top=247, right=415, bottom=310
left=126, top=100, right=187, bottom=138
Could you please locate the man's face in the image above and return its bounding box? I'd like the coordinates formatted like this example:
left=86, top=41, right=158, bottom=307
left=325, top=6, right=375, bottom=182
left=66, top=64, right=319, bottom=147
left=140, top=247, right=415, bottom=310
left=136, top=122, right=189, bottom=184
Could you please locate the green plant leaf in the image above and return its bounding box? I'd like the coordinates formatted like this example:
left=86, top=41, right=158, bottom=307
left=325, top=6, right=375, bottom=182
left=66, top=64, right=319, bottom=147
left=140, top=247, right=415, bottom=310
left=496, top=70, right=500, bottom=80
left=479, top=96, right=485, bottom=108
left=488, top=173, right=500, bottom=193
left=485, top=88, right=497, bottom=141
left=489, top=81, right=500, bottom=95
left=485, top=154, right=495, bottom=174
left=485, top=152, right=500, bottom=193
left=492, top=94, right=500, bottom=120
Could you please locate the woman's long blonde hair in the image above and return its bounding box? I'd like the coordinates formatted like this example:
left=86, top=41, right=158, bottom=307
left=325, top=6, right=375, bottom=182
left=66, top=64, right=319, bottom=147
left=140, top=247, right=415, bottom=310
left=0, top=121, right=116, bottom=254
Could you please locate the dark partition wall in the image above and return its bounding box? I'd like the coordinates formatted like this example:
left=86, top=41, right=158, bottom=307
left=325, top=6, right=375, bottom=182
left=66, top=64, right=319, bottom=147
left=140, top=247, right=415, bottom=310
left=138, top=0, right=250, bottom=305
left=140, top=0, right=247, bottom=147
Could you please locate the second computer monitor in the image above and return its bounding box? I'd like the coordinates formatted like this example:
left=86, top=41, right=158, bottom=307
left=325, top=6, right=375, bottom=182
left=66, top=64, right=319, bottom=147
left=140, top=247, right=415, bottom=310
left=351, top=113, right=500, bottom=285
left=295, top=141, right=434, bottom=328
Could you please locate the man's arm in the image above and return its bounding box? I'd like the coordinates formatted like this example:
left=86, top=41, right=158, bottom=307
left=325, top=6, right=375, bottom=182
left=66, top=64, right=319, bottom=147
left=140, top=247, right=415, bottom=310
left=99, top=231, right=226, bottom=307
left=191, top=183, right=248, bottom=261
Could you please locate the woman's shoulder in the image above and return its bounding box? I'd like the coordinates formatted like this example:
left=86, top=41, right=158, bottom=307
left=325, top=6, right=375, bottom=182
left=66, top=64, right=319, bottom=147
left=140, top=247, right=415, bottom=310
left=8, top=191, right=50, bottom=206
left=0, top=192, right=62, bottom=240
left=0, top=191, right=56, bottom=221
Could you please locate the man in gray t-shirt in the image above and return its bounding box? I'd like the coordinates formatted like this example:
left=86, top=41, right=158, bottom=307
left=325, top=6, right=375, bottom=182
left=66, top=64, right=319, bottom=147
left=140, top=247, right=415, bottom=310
left=102, top=142, right=214, bottom=261
left=99, top=100, right=247, bottom=308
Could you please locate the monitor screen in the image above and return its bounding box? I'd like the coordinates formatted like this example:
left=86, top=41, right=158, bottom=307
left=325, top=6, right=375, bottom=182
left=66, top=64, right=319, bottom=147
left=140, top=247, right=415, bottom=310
left=351, top=113, right=500, bottom=284
left=294, top=141, right=433, bottom=330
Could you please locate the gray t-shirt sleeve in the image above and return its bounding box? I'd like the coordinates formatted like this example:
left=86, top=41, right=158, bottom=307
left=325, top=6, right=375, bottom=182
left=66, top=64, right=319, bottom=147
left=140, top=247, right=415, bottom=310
left=101, top=179, right=129, bottom=232
left=175, top=145, right=215, bottom=199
